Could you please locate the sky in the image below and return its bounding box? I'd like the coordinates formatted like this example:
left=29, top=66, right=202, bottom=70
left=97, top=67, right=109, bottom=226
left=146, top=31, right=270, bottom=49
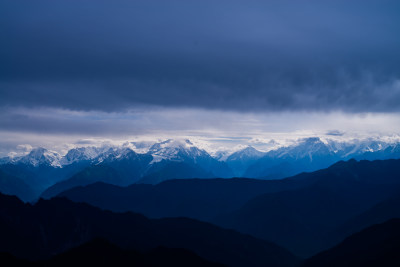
left=1, top=0, right=400, bottom=156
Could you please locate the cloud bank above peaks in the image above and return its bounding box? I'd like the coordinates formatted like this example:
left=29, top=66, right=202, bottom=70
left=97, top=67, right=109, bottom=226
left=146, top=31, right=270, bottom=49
left=3, top=108, right=400, bottom=137
left=1, top=0, right=400, bottom=113
left=1, top=107, right=400, bottom=157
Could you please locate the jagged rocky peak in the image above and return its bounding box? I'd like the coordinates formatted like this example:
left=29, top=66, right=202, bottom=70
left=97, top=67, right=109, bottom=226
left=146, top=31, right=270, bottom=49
left=28, top=147, right=47, bottom=156
left=63, top=146, right=103, bottom=164
left=2, top=137, right=400, bottom=170
left=296, top=137, right=329, bottom=149
left=129, top=141, right=154, bottom=154
left=213, top=150, right=231, bottom=161
left=148, top=139, right=174, bottom=153
left=227, top=146, right=265, bottom=161
left=296, top=137, right=327, bottom=147
left=94, top=146, right=139, bottom=163
left=18, top=147, right=62, bottom=167
left=149, top=139, right=197, bottom=153
left=299, top=137, right=331, bottom=153
left=386, top=143, right=400, bottom=153
left=148, top=139, right=210, bottom=163
left=304, top=137, right=321, bottom=143
left=358, top=140, right=388, bottom=153
left=266, top=137, right=334, bottom=161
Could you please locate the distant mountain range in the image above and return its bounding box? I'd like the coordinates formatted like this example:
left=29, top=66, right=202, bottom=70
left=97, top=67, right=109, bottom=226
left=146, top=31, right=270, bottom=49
left=2, top=157, right=400, bottom=266
left=3, top=137, right=400, bottom=173
left=56, top=178, right=308, bottom=221
left=0, top=140, right=233, bottom=200
left=2, top=137, right=400, bottom=201
left=59, top=159, right=400, bottom=258
left=243, top=137, right=400, bottom=179
left=216, top=159, right=400, bottom=257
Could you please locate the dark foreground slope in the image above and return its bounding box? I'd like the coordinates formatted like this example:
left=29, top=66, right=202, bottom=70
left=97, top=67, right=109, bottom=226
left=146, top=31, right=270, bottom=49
left=329, top=194, right=400, bottom=247
left=303, top=219, right=400, bottom=267
left=0, top=192, right=299, bottom=267
left=0, top=169, right=35, bottom=202
left=0, top=161, right=93, bottom=201
left=0, top=238, right=224, bottom=267
left=215, top=159, right=400, bottom=257
left=41, top=165, right=127, bottom=199
left=58, top=177, right=312, bottom=221
left=58, top=159, right=400, bottom=258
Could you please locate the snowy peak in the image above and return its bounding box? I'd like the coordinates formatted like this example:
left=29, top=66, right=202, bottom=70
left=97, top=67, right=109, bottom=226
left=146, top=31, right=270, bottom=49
left=267, top=137, right=334, bottom=161
left=336, top=140, right=389, bottom=158
left=296, top=137, right=332, bottom=155
left=386, top=143, right=400, bottom=153
left=213, top=150, right=231, bottom=161
left=296, top=137, right=326, bottom=149
left=149, top=139, right=194, bottom=152
left=94, top=147, right=139, bottom=163
left=129, top=141, right=154, bottom=154
left=60, top=146, right=106, bottom=165
left=227, top=146, right=265, bottom=161
left=148, top=139, right=210, bottom=163
left=355, top=140, right=388, bottom=154
left=17, top=147, right=62, bottom=167
left=2, top=137, right=400, bottom=171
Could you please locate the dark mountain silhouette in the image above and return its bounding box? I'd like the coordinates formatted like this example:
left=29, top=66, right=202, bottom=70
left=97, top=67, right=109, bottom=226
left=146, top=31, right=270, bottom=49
left=58, top=159, right=400, bottom=252
left=41, top=150, right=231, bottom=198
left=0, top=169, right=35, bottom=202
left=215, top=159, right=400, bottom=257
left=0, top=161, right=91, bottom=201
left=41, top=165, right=126, bottom=199
left=303, top=218, right=400, bottom=267
left=0, top=192, right=299, bottom=267
left=0, top=252, right=31, bottom=267
left=138, top=161, right=215, bottom=184
left=0, top=238, right=225, bottom=267
left=58, top=177, right=311, bottom=221
left=57, top=159, right=400, bottom=257
left=328, top=194, right=400, bottom=248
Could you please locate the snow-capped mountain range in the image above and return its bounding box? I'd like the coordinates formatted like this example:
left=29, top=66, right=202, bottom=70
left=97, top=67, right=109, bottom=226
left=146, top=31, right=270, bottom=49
left=61, top=146, right=109, bottom=165
left=243, top=137, right=400, bottom=178
left=227, top=146, right=266, bottom=161
left=3, top=147, right=63, bottom=168
left=2, top=137, right=400, bottom=202
left=147, top=139, right=210, bottom=164
left=2, top=137, right=400, bottom=171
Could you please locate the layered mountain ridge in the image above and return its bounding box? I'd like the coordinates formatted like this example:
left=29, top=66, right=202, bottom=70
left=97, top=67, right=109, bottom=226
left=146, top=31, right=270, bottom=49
left=59, top=159, right=400, bottom=258
left=3, top=137, right=400, bottom=170
left=2, top=137, right=400, bottom=201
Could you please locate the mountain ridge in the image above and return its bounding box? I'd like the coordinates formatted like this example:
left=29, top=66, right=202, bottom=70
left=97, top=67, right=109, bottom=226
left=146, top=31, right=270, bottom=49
left=0, top=192, right=299, bottom=267
left=3, top=138, right=400, bottom=201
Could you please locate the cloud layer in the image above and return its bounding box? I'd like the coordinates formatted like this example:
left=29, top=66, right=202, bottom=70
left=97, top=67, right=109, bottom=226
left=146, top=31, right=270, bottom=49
left=1, top=0, right=400, bottom=112
left=2, top=1, right=400, bottom=155
left=2, top=107, right=400, bottom=157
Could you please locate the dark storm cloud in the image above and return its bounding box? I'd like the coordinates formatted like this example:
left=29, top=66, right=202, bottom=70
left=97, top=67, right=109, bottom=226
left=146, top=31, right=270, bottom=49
left=1, top=0, right=400, bottom=112
left=326, top=130, right=345, bottom=136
